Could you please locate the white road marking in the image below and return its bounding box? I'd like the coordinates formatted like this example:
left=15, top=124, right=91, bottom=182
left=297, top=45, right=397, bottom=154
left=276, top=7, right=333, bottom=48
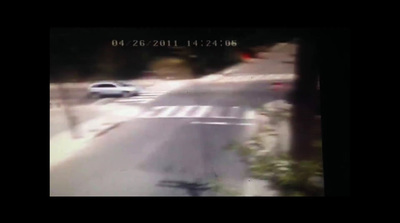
left=265, top=75, right=273, bottom=80
left=202, top=73, right=296, bottom=83
left=157, top=106, right=179, bottom=117
left=261, top=76, right=270, bottom=81
left=243, top=110, right=255, bottom=119
left=126, top=96, right=158, bottom=99
left=135, top=115, right=250, bottom=119
left=250, top=75, right=262, bottom=81
left=222, top=76, right=236, bottom=82
left=227, top=106, right=241, bottom=118
left=113, top=88, right=171, bottom=104
left=229, top=77, right=239, bottom=82
left=117, top=98, right=152, bottom=102
left=271, top=75, right=281, bottom=80
left=211, top=74, right=295, bottom=83
left=191, top=121, right=229, bottom=125
left=191, top=121, right=254, bottom=126
left=237, top=76, right=249, bottom=82
left=139, top=93, right=164, bottom=96
left=133, top=106, right=256, bottom=120
left=209, top=107, right=224, bottom=118
left=138, top=106, right=165, bottom=118
left=192, top=106, right=212, bottom=118
left=173, top=106, right=196, bottom=117
left=235, top=76, right=246, bottom=82
left=236, top=123, right=254, bottom=126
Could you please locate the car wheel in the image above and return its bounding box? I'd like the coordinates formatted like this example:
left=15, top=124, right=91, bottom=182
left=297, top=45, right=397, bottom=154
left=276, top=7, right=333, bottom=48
left=122, top=91, right=130, bottom=97
left=90, top=92, right=101, bottom=99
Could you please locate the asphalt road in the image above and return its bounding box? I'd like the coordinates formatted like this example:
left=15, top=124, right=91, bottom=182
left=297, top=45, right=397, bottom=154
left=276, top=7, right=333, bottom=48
left=50, top=54, right=295, bottom=196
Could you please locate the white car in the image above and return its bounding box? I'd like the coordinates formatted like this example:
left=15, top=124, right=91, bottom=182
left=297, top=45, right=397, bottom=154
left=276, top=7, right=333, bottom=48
left=87, top=81, right=141, bottom=98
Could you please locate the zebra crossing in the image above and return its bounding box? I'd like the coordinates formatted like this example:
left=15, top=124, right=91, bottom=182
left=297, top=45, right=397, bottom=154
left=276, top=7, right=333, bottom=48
left=129, top=105, right=256, bottom=120
left=200, top=73, right=296, bottom=83
left=114, top=90, right=169, bottom=105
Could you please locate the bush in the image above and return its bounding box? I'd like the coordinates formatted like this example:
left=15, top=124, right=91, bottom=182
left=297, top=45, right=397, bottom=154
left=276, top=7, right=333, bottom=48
left=226, top=100, right=323, bottom=196
left=229, top=141, right=324, bottom=196
left=261, top=155, right=324, bottom=196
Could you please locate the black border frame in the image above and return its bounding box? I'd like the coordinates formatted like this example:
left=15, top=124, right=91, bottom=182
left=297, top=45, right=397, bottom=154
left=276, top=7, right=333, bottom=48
left=45, top=26, right=350, bottom=200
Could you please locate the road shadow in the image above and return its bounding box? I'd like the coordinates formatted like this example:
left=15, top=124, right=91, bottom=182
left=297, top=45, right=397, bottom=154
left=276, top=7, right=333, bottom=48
left=156, top=180, right=211, bottom=197
left=89, top=94, right=126, bottom=99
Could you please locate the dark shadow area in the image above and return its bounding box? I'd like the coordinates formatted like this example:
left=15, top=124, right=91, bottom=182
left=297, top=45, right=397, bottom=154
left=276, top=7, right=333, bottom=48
left=156, top=180, right=211, bottom=196
left=50, top=28, right=296, bottom=82
left=91, top=94, right=124, bottom=99
left=289, top=37, right=319, bottom=161
left=87, top=93, right=142, bottom=99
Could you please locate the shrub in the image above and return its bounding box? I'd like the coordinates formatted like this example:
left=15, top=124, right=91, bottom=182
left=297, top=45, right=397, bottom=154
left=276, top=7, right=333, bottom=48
left=239, top=147, right=324, bottom=196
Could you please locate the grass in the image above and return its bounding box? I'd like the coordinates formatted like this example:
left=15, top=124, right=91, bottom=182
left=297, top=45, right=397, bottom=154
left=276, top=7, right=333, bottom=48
left=226, top=140, right=323, bottom=196
left=225, top=101, right=324, bottom=196
left=209, top=179, right=242, bottom=196
left=249, top=153, right=324, bottom=196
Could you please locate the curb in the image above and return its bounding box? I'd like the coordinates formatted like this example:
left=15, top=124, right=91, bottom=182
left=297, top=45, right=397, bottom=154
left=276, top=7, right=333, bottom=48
left=197, top=74, right=297, bottom=84
left=94, top=122, right=122, bottom=138
left=197, top=74, right=224, bottom=82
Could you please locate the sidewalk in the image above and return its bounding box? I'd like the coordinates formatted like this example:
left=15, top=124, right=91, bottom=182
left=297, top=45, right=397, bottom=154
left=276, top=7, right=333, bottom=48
left=243, top=178, right=280, bottom=196
left=197, top=63, right=245, bottom=83
left=50, top=104, right=143, bottom=169
left=50, top=104, right=102, bottom=138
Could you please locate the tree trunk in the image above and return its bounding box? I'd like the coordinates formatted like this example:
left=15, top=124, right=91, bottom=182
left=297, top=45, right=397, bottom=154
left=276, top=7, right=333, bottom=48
left=58, top=83, right=81, bottom=139
left=290, top=38, right=319, bottom=161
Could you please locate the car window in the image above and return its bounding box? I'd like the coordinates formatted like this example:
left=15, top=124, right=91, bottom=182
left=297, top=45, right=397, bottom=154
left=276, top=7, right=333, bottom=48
left=93, top=84, right=116, bottom=88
